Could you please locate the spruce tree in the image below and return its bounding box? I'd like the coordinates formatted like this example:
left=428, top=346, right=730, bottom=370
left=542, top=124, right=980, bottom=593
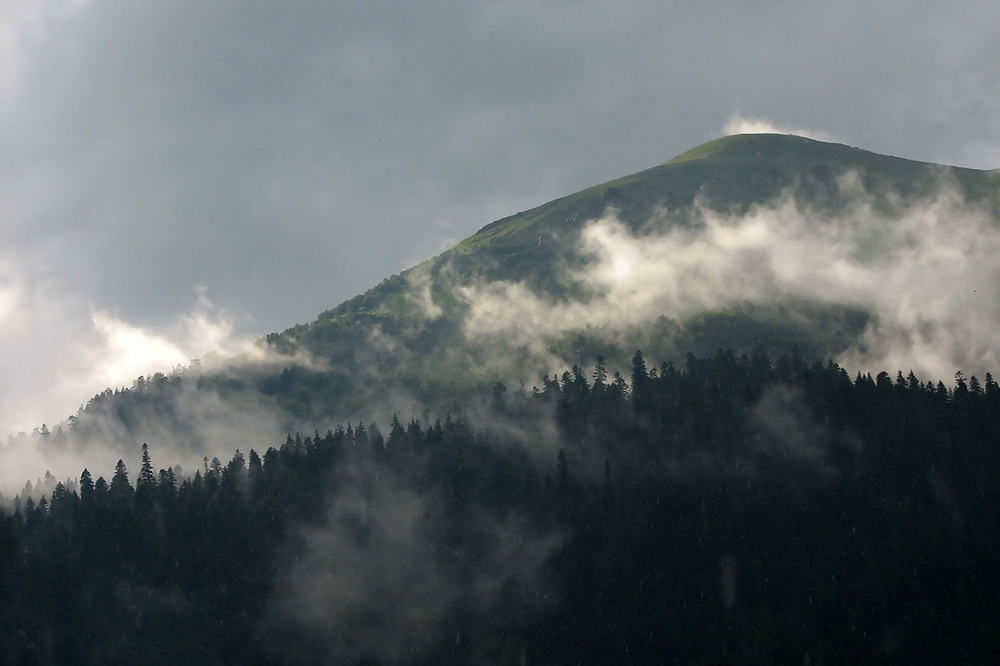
left=593, top=355, right=608, bottom=387
left=109, top=460, right=132, bottom=504
left=138, top=443, right=156, bottom=488
left=79, top=469, right=94, bottom=504
left=557, top=448, right=569, bottom=491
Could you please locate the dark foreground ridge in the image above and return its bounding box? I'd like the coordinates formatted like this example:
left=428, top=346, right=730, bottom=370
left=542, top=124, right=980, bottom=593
left=2, top=349, right=999, bottom=663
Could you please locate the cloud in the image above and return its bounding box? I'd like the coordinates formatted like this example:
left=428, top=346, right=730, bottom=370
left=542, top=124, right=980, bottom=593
left=67, top=287, right=256, bottom=396
left=0, top=273, right=294, bottom=493
left=0, top=262, right=257, bottom=437
left=270, top=454, right=560, bottom=665
left=0, top=262, right=24, bottom=323
left=750, top=385, right=835, bottom=464
left=721, top=113, right=834, bottom=141
left=1, top=0, right=997, bottom=343
left=1, top=0, right=998, bottom=475
left=458, top=175, right=1000, bottom=383
left=1, top=2, right=63, bottom=104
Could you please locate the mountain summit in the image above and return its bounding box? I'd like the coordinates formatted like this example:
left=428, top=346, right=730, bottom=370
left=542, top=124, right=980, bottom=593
left=6, top=134, right=1000, bottom=665
left=59, top=134, right=1000, bottom=451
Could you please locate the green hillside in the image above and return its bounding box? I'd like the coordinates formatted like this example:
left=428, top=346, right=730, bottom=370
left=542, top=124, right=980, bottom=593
left=11, top=134, right=1000, bottom=664
left=11, top=134, right=1000, bottom=665
left=456, top=133, right=994, bottom=253
left=74, top=134, right=1000, bottom=437
left=294, top=133, right=993, bottom=330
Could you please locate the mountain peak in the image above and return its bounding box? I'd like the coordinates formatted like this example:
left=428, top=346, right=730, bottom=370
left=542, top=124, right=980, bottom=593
left=459, top=133, right=994, bottom=256
left=665, top=133, right=996, bottom=174
left=665, top=133, right=855, bottom=164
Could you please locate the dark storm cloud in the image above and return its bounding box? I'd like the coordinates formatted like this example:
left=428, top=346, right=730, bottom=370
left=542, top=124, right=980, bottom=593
left=1, top=0, right=998, bottom=434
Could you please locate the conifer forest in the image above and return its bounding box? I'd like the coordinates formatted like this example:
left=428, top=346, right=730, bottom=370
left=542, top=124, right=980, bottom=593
left=2, top=349, right=998, bottom=664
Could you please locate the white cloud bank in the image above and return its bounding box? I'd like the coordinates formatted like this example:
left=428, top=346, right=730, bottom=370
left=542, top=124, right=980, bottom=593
left=70, top=287, right=254, bottom=396
left=0, top=265, right=257, bottom=439
left=459, top=174, right=1000, bottom=383
left=0, top=273, right=297, bottom=494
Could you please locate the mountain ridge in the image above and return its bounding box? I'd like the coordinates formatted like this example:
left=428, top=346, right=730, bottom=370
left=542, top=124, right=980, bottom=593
left=7, top=136, right=1000, bottom=666
left=448, top=133, right=996, bottom=257
left=29, top=133, right=1000, bottom=461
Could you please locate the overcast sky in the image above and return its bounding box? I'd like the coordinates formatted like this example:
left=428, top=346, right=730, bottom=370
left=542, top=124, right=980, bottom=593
left=1, top=0, right=998, bottom=436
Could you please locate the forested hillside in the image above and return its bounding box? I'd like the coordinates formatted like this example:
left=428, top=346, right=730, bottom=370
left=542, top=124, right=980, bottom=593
left=19, top=133, right=996, bottom=468
left=3, top=348, right=998, bottom=663
left=3, top=134, right=1000, bottom=664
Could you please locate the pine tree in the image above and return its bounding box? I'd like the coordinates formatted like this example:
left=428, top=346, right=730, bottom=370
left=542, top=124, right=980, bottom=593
left=602, top=458, right=614, bottom=506
left=985, top=373, right=999, bottom=399
left=248, top=449, right=263, bottom=480
left=24, top=497, right=38, bottom=528
left=491, top=382, right=508, bottom=414
left=110, top=460, right=131, bottom=500
left=557, top=449, right=569, bottom=491
left=138, top=443, right=156, bottom=488
left=79, top=469, right=94, bottom=504
left=610, top=371, right=629, bottom=405
left=94, top=476, right=109, bottom=500
left=593, top=355, right=608, bottom=387
left=388, top=415, right=405, bottom=449
left=157, top=468, right=177, bottom=501
left=954, top=371, right=968, bottom=394
left=631, top=350, right=649, bottom=412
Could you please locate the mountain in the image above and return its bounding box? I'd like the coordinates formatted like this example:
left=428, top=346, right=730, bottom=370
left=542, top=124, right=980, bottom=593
left=5, top=134, right=1000, bottom=663
left=261, top=134, right=997, bottom=406
left=56, top=134, right=1000, bottom=455
left=417, top=132, right=996, bottom=284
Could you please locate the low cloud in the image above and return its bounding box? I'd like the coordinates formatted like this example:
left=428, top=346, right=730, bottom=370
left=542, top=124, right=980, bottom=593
left=0, top=272, right=257, bottom=439
left=0, top=375, right=292, bottom=497
left=750, top=385, right=836, bottom=464
left=721, top=113, right=834, bottom=142
left=0, top=274, right=303, bottom=493
left=458, top=174, right=1000, bottom=383
left=271, top=455, right=560, bottom=665
left=70, top=287, right=254, bottom=396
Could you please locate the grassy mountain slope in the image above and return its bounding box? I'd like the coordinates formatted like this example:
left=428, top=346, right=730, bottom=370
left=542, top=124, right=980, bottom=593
left=296, top=134, right=996, bottom=326
left=74, top=134, right=1000, bottom=442
left=276, top=133, right=996, bottom=360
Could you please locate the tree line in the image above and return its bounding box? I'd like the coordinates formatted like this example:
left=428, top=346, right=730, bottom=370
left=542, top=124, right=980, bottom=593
left=2, top=348, right=999, bottom=663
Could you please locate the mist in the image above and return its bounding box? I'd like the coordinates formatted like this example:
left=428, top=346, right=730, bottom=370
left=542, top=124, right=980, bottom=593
left=5, top=164, right=997, bottom=496
left=457, top=171, right=1000, bottom=384
left=269, top=450, right=561, bottom=666
left=0, top=278, right=258, bottom=435
left=3, top=0, right=999, bottom=488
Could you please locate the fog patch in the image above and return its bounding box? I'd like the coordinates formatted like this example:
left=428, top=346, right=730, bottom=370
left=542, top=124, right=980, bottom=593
left=0, top=278, right=260, bottom=436
left=749, top=385, right=834, bottom=465
left=405, top=262, right=445, bottom=320
left=0, top=272, right=336, bottom=492
left=276, top=461, right=452, bottom=663
left=458, top=178, right=1000, bottom=383
left=0, top=379, right=290, bottom=496
left=271, top=454, right=561, bottom=665
left=74, top=288, right=250, bottom=396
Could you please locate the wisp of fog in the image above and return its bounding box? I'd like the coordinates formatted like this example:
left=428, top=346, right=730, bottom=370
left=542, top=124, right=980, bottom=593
left=459, top=171, right=1000, bottom=384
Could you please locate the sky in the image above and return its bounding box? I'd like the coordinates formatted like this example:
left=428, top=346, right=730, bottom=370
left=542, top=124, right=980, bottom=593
left=1, top=0, right=999, bottom=437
